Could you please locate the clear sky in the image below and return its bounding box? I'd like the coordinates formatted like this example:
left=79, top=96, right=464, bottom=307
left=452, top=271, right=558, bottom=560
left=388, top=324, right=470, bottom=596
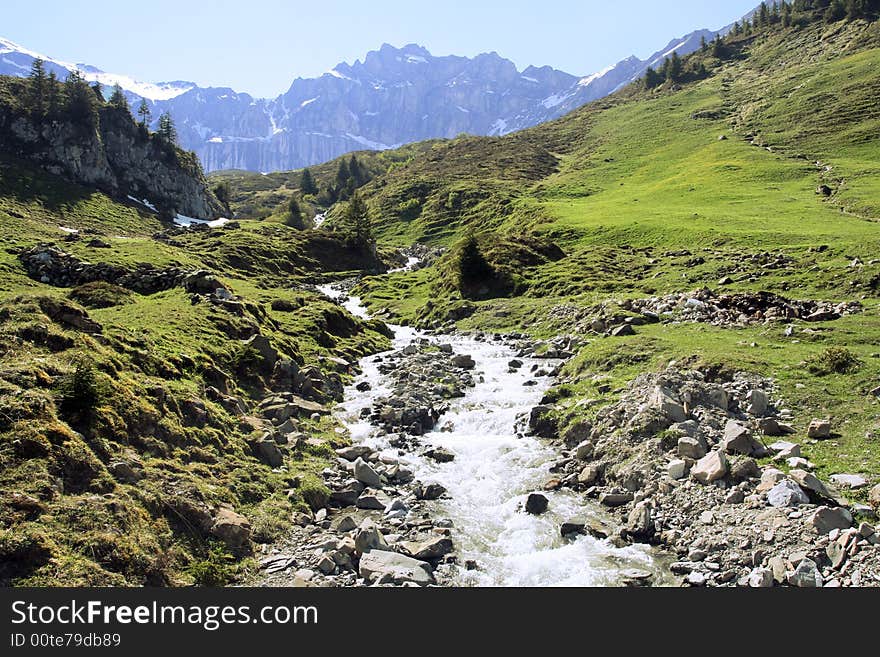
left=3, top=0, right=759, bottom=98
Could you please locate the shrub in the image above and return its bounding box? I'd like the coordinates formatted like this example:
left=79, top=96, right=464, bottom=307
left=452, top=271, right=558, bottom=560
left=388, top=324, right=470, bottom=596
left=807, top=347, right=861, bottom=375
left=57, top=355, right=101, bottom=418
left=186, top=541, right=236, bottom=587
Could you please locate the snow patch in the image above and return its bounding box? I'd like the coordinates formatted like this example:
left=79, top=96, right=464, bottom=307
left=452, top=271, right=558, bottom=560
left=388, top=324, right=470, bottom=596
left=300, top=97, right=318, bottom=108
left=578, top=63, right=616, bottom=87
left=174, top=214, right=230, bottom=228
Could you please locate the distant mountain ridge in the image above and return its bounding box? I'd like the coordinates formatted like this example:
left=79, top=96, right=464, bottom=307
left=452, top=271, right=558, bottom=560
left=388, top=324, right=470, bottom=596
left=0, top=19, right=737, bottom=173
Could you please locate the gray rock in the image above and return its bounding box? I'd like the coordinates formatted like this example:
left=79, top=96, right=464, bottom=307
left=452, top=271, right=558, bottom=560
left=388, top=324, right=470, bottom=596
left=829, top=474, right=869, bottom=490
left=809, top=507, right=853, bottom=535
left=767, top=480, right=809, bottom=507
left=353, top=458, right=382, bottom=488
left=787, top=558, right=823, bottom=588
left=678, top=437, right=707, bottom=460
left=254, top=440, right=284, bottom=468
left=356, top=490, right=390, bottom=510
left=336, top=445, right=374, bottom=461
left=403, top=537, right=454, bottom=561
left=415, top=482, right=447, bottom=501
left=600, top=492, right=634, bottom=507
left=721, top=420, right=765, bottom=457
left=425, top=447, right=455, bottom=463
left=331, top=515, right=358, bottom=533
left=691, top=451, right=729, bottom=484
left=667, top=459, right=687, bottom=480
left=358, top=549, right=434, bottom=586
left=789, top=469, right=833, bottom=501
left=354, top=520, right=389, bottom=555
left=452, top=354, right=476, bottom=370
left=575, top=441, right=595, bottom=461
left=747, top=389, right=769, bottom=417
left=748, top=567, right=774, bottom=588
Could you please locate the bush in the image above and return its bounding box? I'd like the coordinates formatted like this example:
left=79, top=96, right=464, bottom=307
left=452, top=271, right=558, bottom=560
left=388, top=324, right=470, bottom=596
left=57, top=355, right=101, bottom=418
left=807, top=347, right=861, bottom=375
left=186, top=541, right=236, bottom=587
left=298, top=476, right=330, bottom=512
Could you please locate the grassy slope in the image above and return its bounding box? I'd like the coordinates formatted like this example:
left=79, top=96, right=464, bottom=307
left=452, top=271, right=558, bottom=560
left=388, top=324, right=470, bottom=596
left=0, top=156, right=390, bottom=585
left=352, top=18, right=880, bottom=497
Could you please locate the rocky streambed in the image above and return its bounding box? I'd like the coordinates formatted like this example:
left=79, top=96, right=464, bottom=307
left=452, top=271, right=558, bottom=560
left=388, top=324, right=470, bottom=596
left=256, top=285, right=675, bottom=587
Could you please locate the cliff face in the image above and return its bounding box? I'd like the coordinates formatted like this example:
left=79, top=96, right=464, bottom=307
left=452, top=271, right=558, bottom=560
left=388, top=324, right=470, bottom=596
left=0, top=91, right=223, bottom=219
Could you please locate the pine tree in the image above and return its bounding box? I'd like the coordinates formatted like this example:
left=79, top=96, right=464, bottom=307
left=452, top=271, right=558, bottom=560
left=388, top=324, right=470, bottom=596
left=300, top=167, right=318, bottom=195
left=666, top=52, right=682, bottom=82
left=348, top=154, right=364, bottom=186
left=700, top=35, right=708, bottom=52
left=335, top=159, right=351, bottom=189
left=64, top=70, right=99, bottom=130
left=157, top=112, right=178, bottom=144
left=342, top=191, right=373, bottom=248
left=712, top=35, right=726, bottom=58
left=286, top=196, right=305, bottom=229
left=109, top=84, right=129, bottom=113
left=91, top=81, right=104, bottom=102
left=28, top=59, right=47, bottom=117
left=137, top=99, right=151, bottom=128
left=644, top=67, right=663, bottom=89
left=46, top=71, right=60, bottom=117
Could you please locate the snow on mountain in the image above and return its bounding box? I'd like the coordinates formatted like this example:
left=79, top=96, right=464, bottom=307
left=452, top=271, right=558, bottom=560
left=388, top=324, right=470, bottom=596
left=0, top=37, right=193, bottom=100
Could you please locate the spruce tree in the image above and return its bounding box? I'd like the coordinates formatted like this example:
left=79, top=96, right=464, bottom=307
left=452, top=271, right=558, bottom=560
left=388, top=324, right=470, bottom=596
left=286, top=196, right=305, bottom=229
left=109, top=84, right=129, bottom=113
left=335, top=159, right=351, bottom=189
left=666, top=52, right=683, bottom=82
left=349, top=154, right=364, bottom=186
left=28, top=59, right=47, bottom=117
left=46, top=71, right=60, bottom=117
left=300, top=167, right=318, bottom=195
left=644, top=67, right=663, bottom=88
left=64, top=70, right=99, bottom=130
left=157, top=112, right=178, bottom=144
left=137, top=99, right=152, bottom=128
left=342, top=191, right=373, bottom=248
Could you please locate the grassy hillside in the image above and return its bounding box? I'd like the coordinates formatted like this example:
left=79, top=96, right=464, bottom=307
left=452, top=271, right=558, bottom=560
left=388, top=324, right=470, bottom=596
left=347, top=15, right=880, bottom=499
left=0, top=155, right=391, bottom=585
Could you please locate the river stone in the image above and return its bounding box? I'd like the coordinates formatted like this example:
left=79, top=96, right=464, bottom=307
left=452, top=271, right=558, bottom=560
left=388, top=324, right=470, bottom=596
left=578, top=465, right=601, bottom=485
left=757, top=468, right=787, bottom=493
left=331, top=515, right=358, bottom=533
left=415, top=482, right=447, bottom=501
left=810, top=507, right=853, bottom=535
left=354, top=520, right=389, bottom=555
left=691, top=451, right=729, bottom=484
left=356, top=489, right=391, bottom=510
left=525, top=493, right=549, bottom=515
left=426, top=448, right=455, bottom=463
left=336, top=445, right=373, bottom=461
left=403, top=537, right=454, bottom=561
left=767, top=480, right=809, bottom=507
left=600, top=492, right=634, bottom=507
left=358, top=550, right=434, bottom=586
left=452, top=354, right=476, bottom=370
left=787, top=558, right=823, bottom=588
left=353, top=458, right=382, bottom=488
left=575, top=440, right=595, bottom=461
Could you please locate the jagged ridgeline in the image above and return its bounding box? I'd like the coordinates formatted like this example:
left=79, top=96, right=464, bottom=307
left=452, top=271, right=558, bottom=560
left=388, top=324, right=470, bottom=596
left=0, top=67, right=398, bottom=583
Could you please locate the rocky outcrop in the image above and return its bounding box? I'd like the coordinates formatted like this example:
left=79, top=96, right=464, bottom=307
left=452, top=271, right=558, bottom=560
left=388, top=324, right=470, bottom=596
left=0, top=90, right=222, bottom=219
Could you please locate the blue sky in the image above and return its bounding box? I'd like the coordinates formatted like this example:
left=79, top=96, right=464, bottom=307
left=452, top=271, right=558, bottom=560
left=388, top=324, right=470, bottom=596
left=4, top=0, right=759, bottom=98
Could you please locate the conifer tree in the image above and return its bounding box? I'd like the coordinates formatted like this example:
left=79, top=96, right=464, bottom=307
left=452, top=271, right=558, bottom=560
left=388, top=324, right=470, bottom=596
left=28, top=59, right=47, bottom=117
left=300, top=167, right=318, bottom=195
left=109, top=84, right=129, bottom=113
left=457, top=234, right=493, bottom=289
left=157, top=112, right=178, bottom=144
left=666, top=51, right=682, bottom=82
left=137, top=99, right=151, bottom=128
left=644, top=67, right=663, bottom=88
left=342, top=191, right=373, bottom=248
left=46, top=71, right=60, bottom=117
left=286, top=196, right=305, bottom=229
left=64, top=70, right=99, bottom=130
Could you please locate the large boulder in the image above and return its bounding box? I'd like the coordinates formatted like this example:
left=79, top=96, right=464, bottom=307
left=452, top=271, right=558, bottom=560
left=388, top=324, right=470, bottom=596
left=403, top=537, right=454, bottom=561
left=354, top=520, right=389, bottom=555
left=525, top=493, right=549, bottom=515
left=358, top=550, right=434, bottom=586
left=691, top=451, right=729, bottom=484
left=807, top=419, right=832, bottom=440
left=529, top=405, right=557, bottom=438
left=869, top=484, right=880, bottom=510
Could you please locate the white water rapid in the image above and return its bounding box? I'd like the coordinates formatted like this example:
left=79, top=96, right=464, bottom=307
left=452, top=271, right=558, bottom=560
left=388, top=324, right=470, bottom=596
left=319, top=281, right=673, bottom=587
